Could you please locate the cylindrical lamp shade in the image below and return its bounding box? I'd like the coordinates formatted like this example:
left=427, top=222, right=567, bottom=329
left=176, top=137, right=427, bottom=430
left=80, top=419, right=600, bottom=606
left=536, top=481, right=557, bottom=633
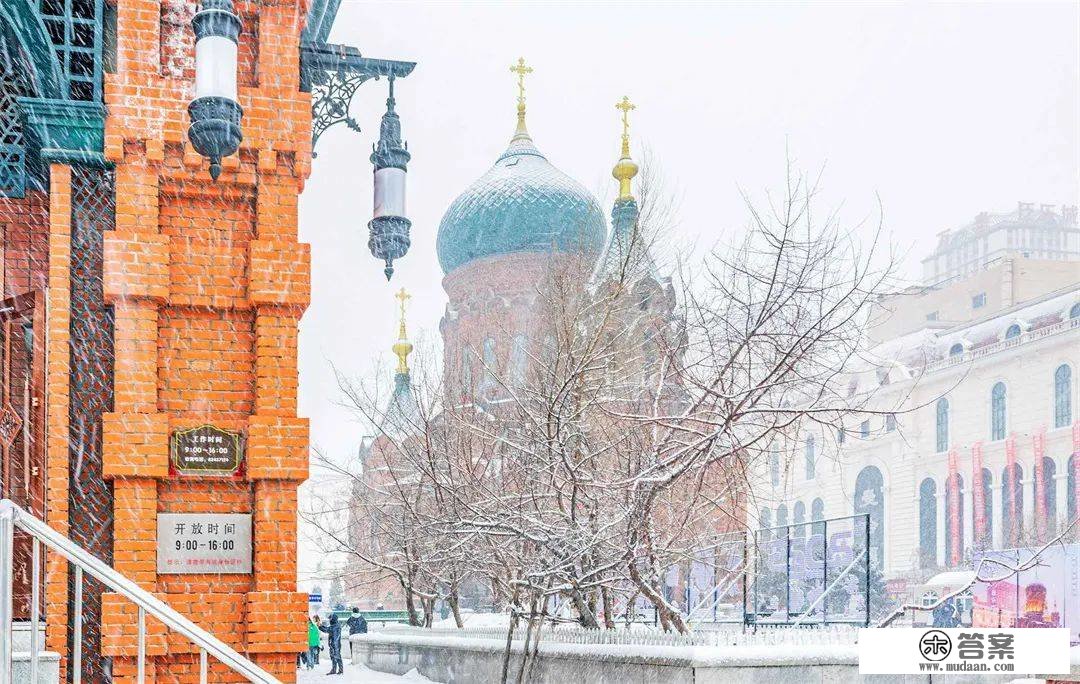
left=195, top=36, right=238, bottom=100
left=188, top=0, right=242, bottom=180
left=373, top=167, right=406, bottom=218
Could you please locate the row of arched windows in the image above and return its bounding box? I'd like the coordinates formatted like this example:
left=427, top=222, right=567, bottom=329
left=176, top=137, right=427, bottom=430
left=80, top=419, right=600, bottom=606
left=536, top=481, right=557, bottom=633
left=948, top=304, right=1080, bottom=358
left=918, top=455, right=1074, bottom=568
left=759, top=498, right=826, bottom=538
left=933, top=364, right=1074, bottom=451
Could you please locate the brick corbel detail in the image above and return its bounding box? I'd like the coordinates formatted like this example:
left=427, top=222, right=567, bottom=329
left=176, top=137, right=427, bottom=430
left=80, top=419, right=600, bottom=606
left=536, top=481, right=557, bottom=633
left=246, top=415, right=308, bottom=480
left=247, top=239, right=310, bottom=309
left=104, top=230, right=171, bottom=303
left=103, top=412, right=170, bottom=478
left=244, top=591, right=308, bottom=653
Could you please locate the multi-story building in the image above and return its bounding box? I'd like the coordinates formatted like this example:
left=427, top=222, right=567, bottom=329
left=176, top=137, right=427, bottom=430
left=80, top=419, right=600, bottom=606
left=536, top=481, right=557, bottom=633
left=756, top=204, right=1080, bottom=592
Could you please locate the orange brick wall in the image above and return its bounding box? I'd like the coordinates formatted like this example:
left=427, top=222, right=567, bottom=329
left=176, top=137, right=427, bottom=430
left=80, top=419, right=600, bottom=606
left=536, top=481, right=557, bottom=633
left=40, top=0, right=317, bottom=680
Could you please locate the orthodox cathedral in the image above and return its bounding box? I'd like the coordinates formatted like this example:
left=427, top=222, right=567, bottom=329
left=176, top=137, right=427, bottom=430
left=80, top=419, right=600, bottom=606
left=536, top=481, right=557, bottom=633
left=348, top=59, right=686, bottom=611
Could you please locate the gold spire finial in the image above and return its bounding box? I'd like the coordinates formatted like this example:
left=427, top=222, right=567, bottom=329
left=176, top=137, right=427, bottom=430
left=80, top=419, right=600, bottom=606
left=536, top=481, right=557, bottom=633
left=509, top=57, right=533, bottom=139
left=613, top=96, right=639, bottom=200
left=392, top=288, right=413, bottom=374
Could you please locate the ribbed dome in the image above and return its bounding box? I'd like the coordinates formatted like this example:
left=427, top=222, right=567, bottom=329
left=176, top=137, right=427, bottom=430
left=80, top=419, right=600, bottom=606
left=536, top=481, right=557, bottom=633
left=436, top=133, right=606, bottom=275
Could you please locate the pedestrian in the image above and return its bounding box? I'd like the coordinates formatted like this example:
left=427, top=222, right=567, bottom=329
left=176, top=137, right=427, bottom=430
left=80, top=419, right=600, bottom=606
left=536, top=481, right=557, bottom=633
left=346, top=607, right=368, bottom=658
left=307, top=615, right=321, bottom=668
left=319, top=612, right=344, bottom=675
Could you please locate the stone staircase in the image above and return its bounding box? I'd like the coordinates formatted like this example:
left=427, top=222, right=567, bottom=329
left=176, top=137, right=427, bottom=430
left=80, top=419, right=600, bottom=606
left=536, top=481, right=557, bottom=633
left=10, top=623, right=58, bottom=684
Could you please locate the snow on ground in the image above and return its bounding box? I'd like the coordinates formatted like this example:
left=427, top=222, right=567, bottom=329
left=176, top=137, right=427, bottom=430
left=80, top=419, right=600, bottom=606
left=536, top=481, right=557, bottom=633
left=295, top=661, right=439, bottom=683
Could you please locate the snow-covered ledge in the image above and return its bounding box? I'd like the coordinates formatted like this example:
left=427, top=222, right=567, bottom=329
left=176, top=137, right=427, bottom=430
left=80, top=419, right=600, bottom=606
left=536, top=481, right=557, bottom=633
left=352, top=631, right=871, bottom=683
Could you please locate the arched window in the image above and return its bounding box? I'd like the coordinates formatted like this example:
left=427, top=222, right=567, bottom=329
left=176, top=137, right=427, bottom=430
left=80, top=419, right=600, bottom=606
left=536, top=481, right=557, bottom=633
left=936, top=398, right=949, bottom=452
left=759, top=507, right=772, bottom=535
left=919, top=478, right=937, bottom=569
left=949, top=343, right=964, bottom=358
left=805, top=435, right=816, bottom=480
left=1071, top=302, right=1080, bottom=320
left=478, top=336, right=498, bottom=396
left=776, top=504, right=788, bottom=531
left=812, top=499, right=825, bottom=535
left=1040, top=457, right=1057, bottom=538
left=1005, top=323, right=1022, bottom=340
left=1054, top=364, right=1072, bottom=429
left=978, top=468, right=993, bottom=549
left=1069, top=455, right=1077, bottom=527
left=1002, top=463, right=1023, bottom=546
left=854, top=466, right=885, bottom=568
left=793, top=501, right=807, bottom=537
left=945, top=473, right=964, bottom=566
left=769, top=444, right=780, bottom=487
left=991, top=382, right=1007, bottom=440
left=509, top=334, right=528, bottom=388
left=460, top=347, right=473, bottom=395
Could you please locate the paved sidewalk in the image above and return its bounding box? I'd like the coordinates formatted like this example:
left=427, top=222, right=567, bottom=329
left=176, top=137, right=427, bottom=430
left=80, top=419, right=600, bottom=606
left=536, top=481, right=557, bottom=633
left=296, top=661, right=437, bottom=683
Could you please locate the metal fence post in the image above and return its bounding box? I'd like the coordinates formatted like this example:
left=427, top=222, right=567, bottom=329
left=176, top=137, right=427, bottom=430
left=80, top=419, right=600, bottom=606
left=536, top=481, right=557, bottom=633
left=785, top=525, right=791, bottom=622
left=0, top=503, right=14, bottom=684
left=821, top=519, right=828, bottom=625
left=864, top=513, right=871, bottom=627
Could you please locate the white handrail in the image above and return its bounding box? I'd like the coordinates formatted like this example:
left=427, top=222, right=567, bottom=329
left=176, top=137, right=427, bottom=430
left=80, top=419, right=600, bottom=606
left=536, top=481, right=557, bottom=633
left=0, top=499, right=280, bottom=684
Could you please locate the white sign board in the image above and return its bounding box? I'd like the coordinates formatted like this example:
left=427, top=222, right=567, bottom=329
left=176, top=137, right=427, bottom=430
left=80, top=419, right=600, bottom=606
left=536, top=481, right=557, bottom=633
left=157, top=513, right=252, bottom=574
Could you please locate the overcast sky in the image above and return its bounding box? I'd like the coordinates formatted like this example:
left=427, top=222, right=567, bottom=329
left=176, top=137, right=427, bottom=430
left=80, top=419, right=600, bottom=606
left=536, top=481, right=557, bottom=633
left=295, top=1, right=1079, bottom=581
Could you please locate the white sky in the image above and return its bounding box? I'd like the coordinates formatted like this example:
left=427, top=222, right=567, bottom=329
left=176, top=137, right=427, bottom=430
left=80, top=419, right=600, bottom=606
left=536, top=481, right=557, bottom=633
left=295, top=1, right=1079, bottom=582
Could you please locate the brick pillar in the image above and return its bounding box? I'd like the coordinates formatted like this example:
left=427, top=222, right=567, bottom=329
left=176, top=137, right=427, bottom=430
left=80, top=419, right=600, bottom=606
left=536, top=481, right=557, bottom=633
left=44, top=164, right=72, bottom=681
left=95, top=0, right=313, bottom=680
left=947, top=449, right=960, bottom=566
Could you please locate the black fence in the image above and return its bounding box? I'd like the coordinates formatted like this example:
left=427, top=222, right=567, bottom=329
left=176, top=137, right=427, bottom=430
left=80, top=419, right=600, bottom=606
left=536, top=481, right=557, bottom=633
left=684, top=513, right=879, bottom=627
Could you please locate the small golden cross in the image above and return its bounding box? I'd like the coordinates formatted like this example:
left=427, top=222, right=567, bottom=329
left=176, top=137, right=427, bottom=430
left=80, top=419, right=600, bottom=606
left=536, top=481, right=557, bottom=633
left=395, top=287, right=411, bottom=320
left=510, top=57, right=533, bottom=103
left=616, top=96, right=636, bottom=138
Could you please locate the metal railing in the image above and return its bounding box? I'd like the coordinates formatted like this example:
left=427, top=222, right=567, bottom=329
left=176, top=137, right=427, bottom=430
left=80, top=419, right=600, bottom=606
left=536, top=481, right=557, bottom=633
left=0, top=499, right=280, bottom=684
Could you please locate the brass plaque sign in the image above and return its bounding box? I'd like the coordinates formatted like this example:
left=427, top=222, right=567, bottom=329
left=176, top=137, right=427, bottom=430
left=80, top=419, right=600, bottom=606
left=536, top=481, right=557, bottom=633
left=170, top=424, right=243, bottom=476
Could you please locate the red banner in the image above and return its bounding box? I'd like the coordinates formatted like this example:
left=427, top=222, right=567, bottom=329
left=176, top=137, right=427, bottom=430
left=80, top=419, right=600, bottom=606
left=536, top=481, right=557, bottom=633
left=1006, top=434, right=1018, bottom=545
left=1034, top=427, right=1046, bottom=541
left=972, top=442, right=985, bottom=548
left=948, top=449, right=960, bottom=566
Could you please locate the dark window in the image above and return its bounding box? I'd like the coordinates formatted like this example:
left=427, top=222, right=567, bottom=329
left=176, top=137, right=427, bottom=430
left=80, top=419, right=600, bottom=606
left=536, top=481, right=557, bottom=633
left=1070, top=303, right=1080, bottom=320
left=936, top=398, right=949, bottom=452
left=972, top=293, right=986, bottom=309
left=1054, top=364, right=1072, bottom=429
left=769, top=444, right=780, bottom=487
left=919, top=478, right=937, bottom=569
left=804, top=435, right=815, bottom=480
left=1005, top=324, right=1022, bottom=340
left=949, top=343, right=964, bottom=357
left=886, top=414, right=896, bottom=432
left=860, top=420, right=870, bottom=438
left=991, top=382, right=1007, bottom=440
left=927, top=311, right=939, bottom=322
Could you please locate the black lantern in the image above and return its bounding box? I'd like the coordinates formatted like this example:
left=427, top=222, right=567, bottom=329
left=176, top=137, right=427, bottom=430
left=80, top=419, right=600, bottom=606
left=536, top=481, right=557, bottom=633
left=188, top=0, right=243, bottom=180
left=368, top=77, right=411, bottom=280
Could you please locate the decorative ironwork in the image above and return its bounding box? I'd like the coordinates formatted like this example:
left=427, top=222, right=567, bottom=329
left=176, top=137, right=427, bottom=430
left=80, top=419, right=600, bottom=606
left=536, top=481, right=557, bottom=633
left=0, top=404, right=22, bottom=448
left=308, top=69, right=370, bottom=157
left=0, top=53, right=30, bottom=198
left=300, top=42, right=415, bottom=156
left=68, top=166, right=115, bottom=684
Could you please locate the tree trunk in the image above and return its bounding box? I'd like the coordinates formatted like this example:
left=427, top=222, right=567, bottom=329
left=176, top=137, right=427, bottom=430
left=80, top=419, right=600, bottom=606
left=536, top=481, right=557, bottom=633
left=600, top=585, right=615, bottom=630
left=422, top=597, right=435, bottom=627
left=449, top=586, right=464, bottom=628
left=567, top=585, right=600, bottom=629
left=403, top=585, right=421, bottom=627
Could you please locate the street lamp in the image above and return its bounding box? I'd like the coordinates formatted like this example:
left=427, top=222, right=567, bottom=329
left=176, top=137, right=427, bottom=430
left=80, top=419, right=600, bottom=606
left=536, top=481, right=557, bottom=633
left=188, top=0, right=243, bottom=181
left=368, top=77, right=411, bottom=280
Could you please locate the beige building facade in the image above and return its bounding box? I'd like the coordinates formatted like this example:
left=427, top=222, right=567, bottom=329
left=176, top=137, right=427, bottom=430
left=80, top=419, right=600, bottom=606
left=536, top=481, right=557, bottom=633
left=756, top=204, right=1080, bottom=587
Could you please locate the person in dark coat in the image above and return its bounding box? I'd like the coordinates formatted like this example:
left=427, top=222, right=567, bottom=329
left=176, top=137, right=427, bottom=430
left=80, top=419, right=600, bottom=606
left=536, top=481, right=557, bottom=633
left=319, top=613, right=344, bottom=675
left=345, top=608, right=368, bottom=657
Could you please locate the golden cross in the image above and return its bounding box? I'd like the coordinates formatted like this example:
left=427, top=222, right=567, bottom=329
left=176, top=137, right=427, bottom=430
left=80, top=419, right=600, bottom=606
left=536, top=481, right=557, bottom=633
left=616, top=96, right=636, bottom=139
left=510, top=57, right=533, bottom=103
left=395, top=287, right=411, bottom=321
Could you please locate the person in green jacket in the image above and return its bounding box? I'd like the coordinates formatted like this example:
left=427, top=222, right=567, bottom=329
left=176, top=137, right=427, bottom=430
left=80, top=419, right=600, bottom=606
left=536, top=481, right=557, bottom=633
left=306, top=616, right=321, bottom=669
